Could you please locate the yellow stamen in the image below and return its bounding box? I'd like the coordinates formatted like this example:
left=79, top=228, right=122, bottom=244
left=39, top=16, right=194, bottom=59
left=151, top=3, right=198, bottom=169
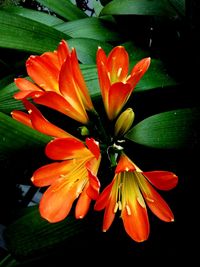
left=126, top=204, right=131, bottom=215
left=137, top=196, right=146, bottom=208
left=114, top=202, right=119, bottom=213
left=117, top=67, right=122, bottom=77
left=145, top=197, right=154, bottom=203
left=118, top=201, right=122, bottom=210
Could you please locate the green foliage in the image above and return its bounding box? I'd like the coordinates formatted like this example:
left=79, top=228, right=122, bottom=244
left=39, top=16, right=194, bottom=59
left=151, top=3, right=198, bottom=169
left=125, top=108, right=200, bottom=149
left=0, top=112, right=51, bottom=160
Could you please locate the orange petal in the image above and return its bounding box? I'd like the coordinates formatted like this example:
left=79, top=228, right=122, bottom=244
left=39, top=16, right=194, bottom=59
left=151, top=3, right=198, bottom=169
left=45, top=138, right=90, bottom=160
left=39, top=177, right=78, bottom=222
left=108, top=82, right=132, bottom=120
left=121, top=199, right=149, bottom=242
left=70, top=49, right=94, bottom=110
left=107, top=46, right=129, bottom=83
left=23, top=100, right=71, bottom=138
left=86, top=138, right=100, bottom=159
left=59, top=56, right=88, bottom=118
left=11, top=110, right=33, bottom=128
left=96, top=47, right=110, bottom=111
left=34, top=91, right=88, bottom=124
left=127, top=57, right=151, bottom=88
left=94, top=182, right=113, bottom=211
left=86, top=169, right=100, bottom=200
left=14, top=78, right=42, bottom=99
left=143, top=171, right=178, bottom=191
left=57, top=39, right=70, bottom=66
left=31, top=161, right=70, bottom=187
left=115, top=154, right=136, bottom=174
left=26, top=53, right=59, bottom=92
left=141, top=179, right=174, bottom=222
left=75, top=185, right=91, bottom=219
left=102, top=194, right=116, bottom=232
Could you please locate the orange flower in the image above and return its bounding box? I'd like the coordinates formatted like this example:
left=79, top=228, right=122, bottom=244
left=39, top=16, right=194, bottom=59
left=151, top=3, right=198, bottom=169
left=11, top=99, right=72, bottom=138
left=96, top=46, right=150, bottom=120
left=94, top=153, right=178, bottom=242
left=14, top=40, right=94, bottom=124
left=31, top=138, right=101, bottom=222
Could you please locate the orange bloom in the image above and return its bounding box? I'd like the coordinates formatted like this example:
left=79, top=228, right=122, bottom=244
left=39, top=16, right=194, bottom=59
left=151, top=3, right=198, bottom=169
left=31, top=138, right=101, bottom=222
left=11, top=99, right=72, bottom=138
left=14, top=40, right=94, bottom=124
left=96, top=46, right=150, bottom=120
left=94, top=153, right=178, bottom=242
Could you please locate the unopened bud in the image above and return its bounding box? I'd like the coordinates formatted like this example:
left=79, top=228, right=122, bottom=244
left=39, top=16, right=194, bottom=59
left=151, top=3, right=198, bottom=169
left=114, top=108, right=135, bottom=137
left=78, top=126, right=90, bottom=136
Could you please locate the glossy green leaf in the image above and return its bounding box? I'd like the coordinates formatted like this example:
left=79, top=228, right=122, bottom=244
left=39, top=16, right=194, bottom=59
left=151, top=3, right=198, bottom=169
left=4, top=7, right=119, bottom=42
left=0, top=10, right=70, bottom=53
left=134, top=58, right=177, bottom=92
left=0, top=112, right=51, bottom=160
left=4, top=206, right=91, bottom=260
left=36, top=0, right=87, bottom=20
left=3, top=6, right=64, bottom=26
left=93, top=0, right=104, bottom=16
left=125, top=108, right=200, bottom=149
left=67, top=38, right=113, bottom=64
left=55, top=17, right=120, bottom=42
left=101, top=0, right=177, bottom=17
left=0, top=82, right=24, bottom=114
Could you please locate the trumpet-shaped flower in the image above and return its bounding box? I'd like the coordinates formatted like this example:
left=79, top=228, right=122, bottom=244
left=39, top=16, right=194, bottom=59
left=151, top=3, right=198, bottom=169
left=14, top=40, right=94, bottom=124
left=97, top=46, right=150, bottom=120
left=94, top=153, right=178, bottom=242
left=31, top=137, right=101, bottom=222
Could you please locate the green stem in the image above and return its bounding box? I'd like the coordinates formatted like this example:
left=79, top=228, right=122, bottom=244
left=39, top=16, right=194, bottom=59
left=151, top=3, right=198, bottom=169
left=88, top=109, right=110, bottom=145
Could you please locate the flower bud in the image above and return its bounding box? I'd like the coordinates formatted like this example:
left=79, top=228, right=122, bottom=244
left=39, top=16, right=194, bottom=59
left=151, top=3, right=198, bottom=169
left=78, top=126, right=90, bottom=136
left=114, top=108, right=135, bottom=137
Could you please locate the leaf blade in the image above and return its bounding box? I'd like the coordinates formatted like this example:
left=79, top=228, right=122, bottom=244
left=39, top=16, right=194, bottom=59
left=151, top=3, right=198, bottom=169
left=36, top=0, right=87, bottom=20
left=0, top=10, right=70, bottom=53
left=125, top=108, right=200, bottom=149
left=101, top=0, right=178, bottom=17
left=0, top=112, right=51, bottom=160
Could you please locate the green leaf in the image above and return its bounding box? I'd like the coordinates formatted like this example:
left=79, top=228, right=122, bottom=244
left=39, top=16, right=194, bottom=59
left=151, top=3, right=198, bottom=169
left=4, top=206, right=92, bottom=260
left=0, top=10, right=70, bottom=53
left=3, top=6, right=64, bottom=26
left=55, top=17, right=120, bottom=42
left=93, top=0, right=104, bottom=16
left=0, top=112, right=51, bottom=160
left=101, top=0, right=177, bottom=17
left=0, top=82, right=24, bottom=114
left=125, top=108, right=200, bottom=149
left=36, top=0, right=87, bottom=20
left=67, top=38, right=113, bottom=64
left=123, top=41, right=150, bottom=61
left=134, top=58, right=178, bottom=92
left=168, top=0, right=185, bottom=17
left=81, top=64, right=100, bottom=99
left=4, top=7, right=119, bottom=42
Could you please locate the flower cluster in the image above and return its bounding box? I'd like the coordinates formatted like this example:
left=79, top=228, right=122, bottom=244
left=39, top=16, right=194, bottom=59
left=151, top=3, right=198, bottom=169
left=12, top=40, right=178, bottom=242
